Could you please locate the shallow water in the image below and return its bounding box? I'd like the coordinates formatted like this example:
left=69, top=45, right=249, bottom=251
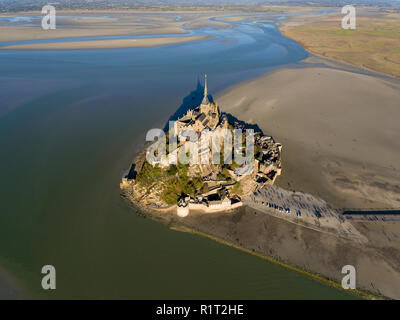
left=0, top=13, right=354, bottom=299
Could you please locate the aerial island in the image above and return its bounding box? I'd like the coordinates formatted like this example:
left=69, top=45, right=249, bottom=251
left=1, top=0, right=400, bottom=301
left=120, top=74, right=400, bottom=300
left=121, top=75, right=282, bottom=217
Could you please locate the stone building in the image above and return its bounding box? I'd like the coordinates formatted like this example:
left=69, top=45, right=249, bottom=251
left=176, top=75, right=221, bottom=134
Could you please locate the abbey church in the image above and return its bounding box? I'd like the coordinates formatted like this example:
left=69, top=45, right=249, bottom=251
left=176, top=75, right=228, bottom=134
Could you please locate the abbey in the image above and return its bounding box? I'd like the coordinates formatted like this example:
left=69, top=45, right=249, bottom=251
left=175, top=74, right=228, bottom=134
left=121, top=75, right=282, bottom=217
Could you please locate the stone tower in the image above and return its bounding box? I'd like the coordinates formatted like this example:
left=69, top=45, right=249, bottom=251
left=201, top=74, right=210, bottom=108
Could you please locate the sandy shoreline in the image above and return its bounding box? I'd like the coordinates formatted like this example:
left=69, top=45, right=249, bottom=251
left=0, top=35, right=212, bottom=50
left=0, top=10, right=232, bottom=49
left=123, top=171, right=399, bottom=299
left=122, top=191, right=387, bottom=299
left=217, top=66, right=400, bottom=210
left=212, top=64, right=400, bottom=298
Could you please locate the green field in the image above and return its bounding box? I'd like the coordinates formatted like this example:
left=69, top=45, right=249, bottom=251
left=282, top=12, right=400, bottom=77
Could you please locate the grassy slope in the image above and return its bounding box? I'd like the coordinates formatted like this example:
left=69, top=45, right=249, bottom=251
left=281, top=12, right=400, bottom=77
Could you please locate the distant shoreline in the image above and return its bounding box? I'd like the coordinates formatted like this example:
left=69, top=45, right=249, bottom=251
left=278, top=9, right=400, bottom=79
left=0, top=10, right=228, bottom=49
left=281, top=27, right=400, bottom=79
left=0, top=35, right=212, bottom=50
left=0, top=6, right=319, bottom=16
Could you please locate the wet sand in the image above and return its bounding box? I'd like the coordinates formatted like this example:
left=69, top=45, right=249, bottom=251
left=0, top=10, right=230, bottom=47
left=208, top=64, right=400, bottom=299
left=125, top=185, right=400, bottom=299
left=1, top=35, right=211, bottom=50
left=0, top=13, right=186, bottom=42
left=217, top=66, right=400, bottom=209
left=177, top=206, right=399, bottom=299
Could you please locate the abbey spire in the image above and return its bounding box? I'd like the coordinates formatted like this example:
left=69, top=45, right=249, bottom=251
left=201, top=74, right=210, bottom=105
left=204, top=74, right=207, bottom=98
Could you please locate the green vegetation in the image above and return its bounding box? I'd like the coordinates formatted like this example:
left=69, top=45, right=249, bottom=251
left=231, top=181, right=242, bottom=195
left=161, top=171, right=203, bottom=205
left=225, top=161, right=241, bottom=172
left=135, top=162, right=164, bottom=187
left=217, top=167, right=232, bottom=182
left=136, top=162, right=203, bottom=205
left=254, top=144, right=263, bottom=160
left=282, top=13, right=400, bottom=77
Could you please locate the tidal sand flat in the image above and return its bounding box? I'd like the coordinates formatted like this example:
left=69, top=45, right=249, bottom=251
left=1, top=35, right=211, bottom=50
left=217, top=66, right=400, bottom=209
left=0, top=12, right=185, bottom=42
left=214, top=65, right=400, bottom=298
left=170, top=205, right=399, bottom=299
left=0, top=11, right=229, bottom=49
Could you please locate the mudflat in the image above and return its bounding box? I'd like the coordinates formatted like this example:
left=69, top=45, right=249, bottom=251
left=0, top=10, right=232, bottom=49
left=217, top=66, right=400, bottom=210
left=0, top=35, right=211, bottom=50
left=207, top=65, right=400, bottom=298
left=174, top=205, right=400, bottom=299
